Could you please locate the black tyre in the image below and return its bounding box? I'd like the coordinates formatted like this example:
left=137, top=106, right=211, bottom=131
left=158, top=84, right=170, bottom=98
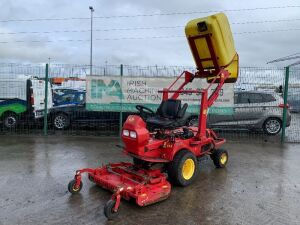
left=263, top=117, right=282, bottom=135
left=53, top=113, right=70, bottom=130
left=68, top=179, right=83, bottom=194
left=167, top=150, right=198, bottom=186
left=3, top=112, right=18, bottom=129
left=104, top=200, right=118, bottom=220
left=211, top=149, right=228, bottom=168
left=88, top=174, right=94, bottom=182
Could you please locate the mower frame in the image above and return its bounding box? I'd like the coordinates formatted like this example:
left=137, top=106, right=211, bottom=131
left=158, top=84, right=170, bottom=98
left=68, top=30, right=234, bottom=220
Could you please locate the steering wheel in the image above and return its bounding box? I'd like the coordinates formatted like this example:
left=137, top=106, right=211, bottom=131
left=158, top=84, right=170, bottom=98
left=136, top=105, right=155, bottom=120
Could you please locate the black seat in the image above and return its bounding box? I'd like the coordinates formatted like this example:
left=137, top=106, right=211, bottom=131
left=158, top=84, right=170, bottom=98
left=146, top=99, right=189, bottom=129
left=157, top=99, right=181, bottom=118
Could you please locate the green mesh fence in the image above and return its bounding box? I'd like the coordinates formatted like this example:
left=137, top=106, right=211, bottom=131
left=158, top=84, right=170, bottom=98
left=0, top=63, right=298, bottom=143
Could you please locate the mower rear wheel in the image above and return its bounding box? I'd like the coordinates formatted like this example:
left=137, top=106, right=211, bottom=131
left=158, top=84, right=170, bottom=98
left=68, top=179, right=83, bottom=194
left=167, top=150, right=198, bottom=186
left=104, top=199, right=118, bottom=220
left=211, top=149, right=228, bottom=168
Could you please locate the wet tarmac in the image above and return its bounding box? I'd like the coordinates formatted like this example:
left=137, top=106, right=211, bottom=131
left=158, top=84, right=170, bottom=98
left=0, top=136, right=299, bottom=225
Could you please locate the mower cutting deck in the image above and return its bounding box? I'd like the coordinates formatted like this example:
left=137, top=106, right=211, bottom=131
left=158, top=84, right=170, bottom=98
left=68, top=162, right=171, bottom=219
left=68, top=12, right=238, bottom=220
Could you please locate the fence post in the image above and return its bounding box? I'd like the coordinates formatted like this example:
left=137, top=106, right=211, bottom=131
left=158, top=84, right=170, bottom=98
left=119, top=64, right=123, bottom=137
left=281, top=66, right=290, bottom=143
left=43, top=63, right=49, bottom=136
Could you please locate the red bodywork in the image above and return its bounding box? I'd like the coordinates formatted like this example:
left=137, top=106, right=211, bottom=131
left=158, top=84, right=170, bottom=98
left=71, top=71, right=229, bottom=215
left=121, top=69, right=228, bottom=163
left=74, top=163, right=171, bottom=210
left=70, top=32, right=235, bottom=217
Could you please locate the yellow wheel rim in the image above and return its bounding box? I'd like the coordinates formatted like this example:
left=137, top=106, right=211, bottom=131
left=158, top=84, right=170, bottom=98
left=73, top=184, right=80, bottom=191
left=182, top=158, right=195, bottom=180
left=220, top=153, right=227, bottom=165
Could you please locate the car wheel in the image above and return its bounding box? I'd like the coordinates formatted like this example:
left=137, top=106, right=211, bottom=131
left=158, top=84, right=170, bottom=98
left=53, top=113, right=70, bottom=130
left=263, top=117, right=282, bottom=135
left=3, top=112, right=18, bottom=129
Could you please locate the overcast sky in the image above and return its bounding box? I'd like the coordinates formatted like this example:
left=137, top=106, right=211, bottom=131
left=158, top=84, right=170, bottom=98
left=0, top=0, right=299, bottom=67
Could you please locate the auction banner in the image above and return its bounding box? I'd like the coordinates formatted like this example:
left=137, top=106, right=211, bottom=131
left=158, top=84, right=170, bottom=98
left=86, top=76, right=234, bottom=115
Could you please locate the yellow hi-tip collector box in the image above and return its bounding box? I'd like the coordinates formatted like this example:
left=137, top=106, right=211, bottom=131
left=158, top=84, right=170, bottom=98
left=185, top=13, right=238, bottom=83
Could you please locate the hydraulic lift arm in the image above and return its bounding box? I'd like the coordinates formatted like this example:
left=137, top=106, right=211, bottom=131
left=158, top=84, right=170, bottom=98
left=158, top=68, right=230, bottom=138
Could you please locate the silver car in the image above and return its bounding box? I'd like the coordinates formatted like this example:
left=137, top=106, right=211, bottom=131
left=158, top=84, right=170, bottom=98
left=207, top=91, right=291, bottom=135
left=288, top=91, right=300, bottom=113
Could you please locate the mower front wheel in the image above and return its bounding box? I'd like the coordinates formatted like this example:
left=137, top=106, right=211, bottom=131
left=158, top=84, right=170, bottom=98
left=88, top=174, right=94, bottom=182
left=104, top=199, right=118, bottom=220
left=68, top=179, right=83, bottom=194
left=167, top=150, right=198, bottom=186
left=211, top=149, right=228, bottom=168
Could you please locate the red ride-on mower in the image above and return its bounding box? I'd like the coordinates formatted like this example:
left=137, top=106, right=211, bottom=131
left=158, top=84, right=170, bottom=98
left=68, top=69, right=231, bottom=219
left=68, top=13, right=238, bottom=220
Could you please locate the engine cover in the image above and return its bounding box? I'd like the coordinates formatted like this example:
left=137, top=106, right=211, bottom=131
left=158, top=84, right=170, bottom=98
left=122, top=115, right=150, bottom=156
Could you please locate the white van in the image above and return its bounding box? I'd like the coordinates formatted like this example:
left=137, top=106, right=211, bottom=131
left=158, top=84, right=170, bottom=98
left=0, top=77, right=53, bottom=128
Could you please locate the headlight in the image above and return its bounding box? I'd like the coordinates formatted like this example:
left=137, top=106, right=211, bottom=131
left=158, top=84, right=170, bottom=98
left=123, top=130, right=129, bottom=136
left=130, top=131, right=137, bottom=139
